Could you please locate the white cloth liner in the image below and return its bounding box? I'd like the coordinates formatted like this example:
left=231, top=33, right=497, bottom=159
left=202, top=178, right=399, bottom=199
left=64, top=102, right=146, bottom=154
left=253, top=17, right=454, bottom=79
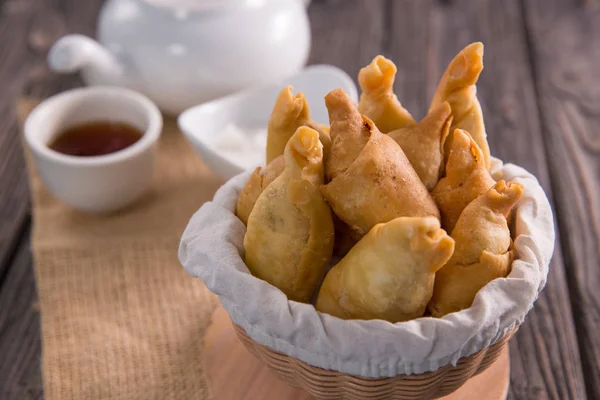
left=179, top=158, right=554, bottom=378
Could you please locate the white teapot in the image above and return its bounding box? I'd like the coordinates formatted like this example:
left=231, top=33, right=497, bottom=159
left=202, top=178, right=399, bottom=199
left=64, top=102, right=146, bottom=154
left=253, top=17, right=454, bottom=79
left=48, top=0, right=311, bottom=115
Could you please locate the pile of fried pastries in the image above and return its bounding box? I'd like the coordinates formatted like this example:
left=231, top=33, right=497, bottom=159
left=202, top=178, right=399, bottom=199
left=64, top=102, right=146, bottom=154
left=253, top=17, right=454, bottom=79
left=235, top=42, right=524, bottom=322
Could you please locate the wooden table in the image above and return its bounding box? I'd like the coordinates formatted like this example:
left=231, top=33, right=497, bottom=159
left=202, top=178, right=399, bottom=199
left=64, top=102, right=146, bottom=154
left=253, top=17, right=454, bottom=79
left=0, top=1, right=598, bottom=399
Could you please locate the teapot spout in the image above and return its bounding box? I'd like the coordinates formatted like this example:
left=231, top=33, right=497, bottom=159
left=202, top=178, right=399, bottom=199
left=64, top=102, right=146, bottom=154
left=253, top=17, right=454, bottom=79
left=48, top=34, right=124, bottom=84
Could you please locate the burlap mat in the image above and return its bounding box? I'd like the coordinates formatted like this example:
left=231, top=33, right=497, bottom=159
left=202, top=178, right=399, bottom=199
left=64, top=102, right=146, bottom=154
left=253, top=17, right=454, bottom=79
left=18, top=99, right=221, bottom=400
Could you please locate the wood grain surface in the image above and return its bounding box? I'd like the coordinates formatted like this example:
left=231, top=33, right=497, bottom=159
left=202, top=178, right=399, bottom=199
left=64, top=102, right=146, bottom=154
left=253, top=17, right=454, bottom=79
left=522, top=1, right=600, bottom=398
left=0, top=0, right=102, bottom=273
left=0, top=0, right=598, bottom=399
left=0, top=230, right=42, bottom=400
left=0, top=1, right=104, bottom=399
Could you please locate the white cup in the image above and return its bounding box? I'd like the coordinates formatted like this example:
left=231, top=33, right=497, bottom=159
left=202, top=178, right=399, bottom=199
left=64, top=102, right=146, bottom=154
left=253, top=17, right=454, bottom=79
left=24, top=86, right=163, bottom=213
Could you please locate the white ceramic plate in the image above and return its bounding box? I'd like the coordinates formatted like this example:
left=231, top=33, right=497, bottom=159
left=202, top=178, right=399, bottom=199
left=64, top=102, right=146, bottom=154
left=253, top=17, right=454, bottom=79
left=178, top=65, right=358, bottom=181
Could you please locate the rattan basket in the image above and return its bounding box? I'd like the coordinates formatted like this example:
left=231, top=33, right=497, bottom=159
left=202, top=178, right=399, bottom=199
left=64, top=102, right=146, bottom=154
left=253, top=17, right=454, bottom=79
left=233, top=323, right=516, bottom=400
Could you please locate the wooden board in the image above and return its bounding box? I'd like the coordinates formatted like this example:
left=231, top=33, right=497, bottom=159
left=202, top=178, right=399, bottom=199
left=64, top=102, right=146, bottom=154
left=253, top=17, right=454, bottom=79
left=204, top=306, right=510, bottom=400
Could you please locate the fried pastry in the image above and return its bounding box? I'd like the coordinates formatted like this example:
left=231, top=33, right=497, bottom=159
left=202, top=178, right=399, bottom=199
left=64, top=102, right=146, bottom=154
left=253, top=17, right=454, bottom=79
left=432, top=129, right=496, bottom=233
left=324, top=89, right=371, bottom=181
left=358, top=55, right=416, bottom=133
left=236, top=155, right=285, bottom=225
left=266, top=85, right=331, bottom=164
left=316, top=217, right=455, bottom=322
left=430, top=42, right=491, bottom=169
left=321, top=89, right=440, bottom=237
left=245, top=126, right=334, bottom=303
left=428, top=180, right=524, bottom=317
left=388, top=102, right=453, bottom=190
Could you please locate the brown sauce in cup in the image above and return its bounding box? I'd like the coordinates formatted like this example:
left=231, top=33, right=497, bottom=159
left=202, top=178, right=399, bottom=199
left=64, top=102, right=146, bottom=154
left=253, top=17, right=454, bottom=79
left=49, top=121, right=143, bottom=157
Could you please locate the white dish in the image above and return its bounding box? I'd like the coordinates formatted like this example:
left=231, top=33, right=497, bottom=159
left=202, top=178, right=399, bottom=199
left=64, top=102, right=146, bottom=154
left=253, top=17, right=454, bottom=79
left=178, top=64, right=358, bottom=181
left=24, top=86, right=162, bottom=213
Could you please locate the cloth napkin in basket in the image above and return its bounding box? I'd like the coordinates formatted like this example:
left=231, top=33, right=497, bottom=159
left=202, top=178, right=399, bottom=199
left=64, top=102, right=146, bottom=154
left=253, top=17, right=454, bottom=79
left=18, top=99, right=220, bottom=400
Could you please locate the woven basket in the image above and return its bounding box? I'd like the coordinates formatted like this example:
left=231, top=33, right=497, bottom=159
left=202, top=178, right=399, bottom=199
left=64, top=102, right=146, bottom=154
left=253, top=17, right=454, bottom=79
left=233, top=324, right=516, bottom=400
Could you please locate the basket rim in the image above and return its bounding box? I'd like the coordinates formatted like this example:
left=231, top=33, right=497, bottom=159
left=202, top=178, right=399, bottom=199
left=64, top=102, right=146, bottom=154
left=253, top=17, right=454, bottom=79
left=233, top=322, right=518, bottom=379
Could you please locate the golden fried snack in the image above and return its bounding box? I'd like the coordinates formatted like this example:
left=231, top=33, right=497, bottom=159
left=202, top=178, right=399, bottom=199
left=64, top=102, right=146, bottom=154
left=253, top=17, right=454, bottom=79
left=388, top=102, right=453, bottom=190
left=432, top=129, right=496, bottom=233
left=358, top=55, right=416, bottom=133
left=324, top=89, right=371, bottom=181
left=245, top=127, right=334, bottom=303
left=428, top=180, right=524, bottom=317
left=321, top=89, right=440, bottom=237
left=266, top=85, right=331, bottom=164
left=430, top=42, right=491, bottom=169
left=236, top=155, right=285, bottom=225
left=316, top=217, right=455, bottom=322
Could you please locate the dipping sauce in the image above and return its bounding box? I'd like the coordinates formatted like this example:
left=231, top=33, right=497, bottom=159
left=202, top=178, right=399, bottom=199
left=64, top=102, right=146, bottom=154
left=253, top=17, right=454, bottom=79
left=49, top=121, right=143, bottom=157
